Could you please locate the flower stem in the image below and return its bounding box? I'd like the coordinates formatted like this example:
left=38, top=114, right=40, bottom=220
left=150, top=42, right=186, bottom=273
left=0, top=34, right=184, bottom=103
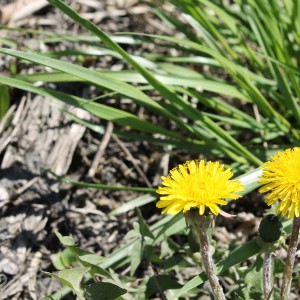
left=263, top=252, right=273, bottom=300
left=198, top=226, right=226, bottom=300
left=280, top=216, right=300, bottom=300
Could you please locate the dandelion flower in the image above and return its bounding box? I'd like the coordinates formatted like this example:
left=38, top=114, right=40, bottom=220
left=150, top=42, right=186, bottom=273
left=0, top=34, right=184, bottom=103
left=156, top=160, right=244, bottom=216
left=259, top=147, right=300, bottom=218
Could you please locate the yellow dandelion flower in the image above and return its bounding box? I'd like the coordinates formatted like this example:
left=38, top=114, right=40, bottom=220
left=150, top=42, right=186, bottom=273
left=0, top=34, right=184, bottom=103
left=259, top=147, right=300, bottom=218
left=156, top=160, right=244, bottom=216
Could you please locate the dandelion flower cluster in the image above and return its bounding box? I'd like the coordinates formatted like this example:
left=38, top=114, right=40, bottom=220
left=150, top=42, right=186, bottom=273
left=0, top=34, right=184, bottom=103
left=259, top=147, right=300, bottom=218
left=156, top=160, right=244, bottom=216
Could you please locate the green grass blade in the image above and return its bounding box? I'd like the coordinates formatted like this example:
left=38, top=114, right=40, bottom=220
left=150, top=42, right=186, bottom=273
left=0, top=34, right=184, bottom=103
left=15, top=70, right=247, bottom=100
left=0, top=84, right=10, bottom=120
left=48, top=169, right=156, bottom=193
left=236, top=168, right=262, bottom=195
left=109, top=194, right=157, bottom=216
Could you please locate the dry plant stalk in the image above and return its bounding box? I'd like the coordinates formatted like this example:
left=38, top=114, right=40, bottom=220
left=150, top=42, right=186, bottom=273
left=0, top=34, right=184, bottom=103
left=280, top=217, right=300, bottom=300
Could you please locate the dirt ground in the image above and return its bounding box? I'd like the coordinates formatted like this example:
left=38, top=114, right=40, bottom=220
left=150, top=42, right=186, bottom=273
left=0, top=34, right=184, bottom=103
left=0, top=1, right=264, bottom=299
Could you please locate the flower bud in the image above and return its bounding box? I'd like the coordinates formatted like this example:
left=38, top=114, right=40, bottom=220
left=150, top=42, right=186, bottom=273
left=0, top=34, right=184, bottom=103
left=259, top=214, right=282, bottom=242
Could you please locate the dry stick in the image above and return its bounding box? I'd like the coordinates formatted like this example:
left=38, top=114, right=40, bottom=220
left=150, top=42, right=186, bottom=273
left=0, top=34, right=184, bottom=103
left=280, top=217, right=300, bottom=300
left=198, top=226, right=226, bottom=300
left=113, top=135, right=152, bottom=188
left=263, top=252, right=273, bottom=300
left=88, top=121, right=114, bottom=177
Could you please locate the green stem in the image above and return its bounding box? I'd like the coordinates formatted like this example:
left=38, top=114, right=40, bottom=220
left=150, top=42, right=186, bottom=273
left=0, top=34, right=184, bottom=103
left=198, top=223, right=226, bottom=300
left=280, top=216, right=300, bottom=300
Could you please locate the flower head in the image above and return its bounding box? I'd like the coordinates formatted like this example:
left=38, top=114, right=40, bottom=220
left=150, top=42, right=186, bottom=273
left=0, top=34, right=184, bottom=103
left=156, top=160, right=244, bottom=216
left=259, top=147, right=300, bottom=218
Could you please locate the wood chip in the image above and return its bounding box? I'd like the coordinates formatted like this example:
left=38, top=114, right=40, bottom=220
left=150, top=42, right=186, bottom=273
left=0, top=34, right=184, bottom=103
left=88, top=121, right=114, bottom=178
left=0, top=257, right=19, bottom=275
left=47, top=108, right=90, bottom=175
left=0, top=0, right=49, bottom=24
left=28, top=252, right=42, bottom=300
left=0, top=187, right=9, bottom=202
left=112, top=0, right=138, bottom=9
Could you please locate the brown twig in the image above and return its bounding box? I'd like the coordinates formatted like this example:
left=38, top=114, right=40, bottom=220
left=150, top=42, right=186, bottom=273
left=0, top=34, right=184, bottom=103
left=113, top=135, right=152, bottom=188
left=88, top=121, right=114, bottom=177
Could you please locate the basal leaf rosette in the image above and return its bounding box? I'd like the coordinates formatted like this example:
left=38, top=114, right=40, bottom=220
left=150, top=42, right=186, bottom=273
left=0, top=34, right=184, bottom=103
left=259, top=147, right=300, bottom=218
left=156, top=160, right=244, bottom=216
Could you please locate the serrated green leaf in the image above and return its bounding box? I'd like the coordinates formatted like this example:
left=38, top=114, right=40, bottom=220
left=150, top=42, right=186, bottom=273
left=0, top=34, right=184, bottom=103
left=130, top=239, right=143, bottom=277
left=145, top=275, right=183, bottom=298
left=85, top=282, right=127, bottom=300
left=78, top=254, right=111, bottom=279
left=78, top=253, right=106, bottom=265
left=135, top=208, right=154, bottom=239
left=244, top=256, right=263, bottom=293
left=50, top=248, right=78, bottom=270
left=54, top=229, right=75, bottom=246
left=43, top=267, right=90, bottom=299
